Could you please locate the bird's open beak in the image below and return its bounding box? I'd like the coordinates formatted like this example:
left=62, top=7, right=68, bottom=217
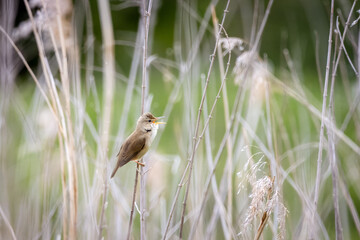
left=154, top=116, right=166, bottom=125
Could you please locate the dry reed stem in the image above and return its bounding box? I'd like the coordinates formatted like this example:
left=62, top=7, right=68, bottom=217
left=151, top=1, right=219, bottom=153
left=189, top=0, right=275, bottom=237
left=312, top=0, right=335, bottom=235
left=140, top=0, right=153, bottom=239
left=23, top=1, right=78, bottom=239
left=126, top=1, right=153, bottom=239
left=313, top=1, right=357, bottom=238
left=188, top=31, right=235, bottom=239
left=203, top=1, right=265, bottom=234
left=0, top=205, right=17, bottom=240
left=177, top=1, right=231, bottom=238
left=249, top=0, right=259, bottom=47
left=124, top=20, right=144, bottom=240
left=0, top=27, right=56, bottom=120
left=161, top=2, right=228, bottom=239
left=53, top=0, right=78, bottom=238
left=339, top=176, right=360, bottom=235
left=326, top=2, right=358, bottom=238
left=211, top=7, right=233, bottom=238
left=254, top=177, right=275, bottom=240
left=335, top=19, right=358, bottom=75
left=202, top=96, right=233, bottom=239
left=315, top=31, right=324, bottom=91
left=96, top=0, right=115, bottom=238
left=270, top=72, right=360, bottom=156
left=184, top=0, right=219, bottom=70
left=328, top=27, right=343, bottom=240
left=126, top=167, right=140, bottom=240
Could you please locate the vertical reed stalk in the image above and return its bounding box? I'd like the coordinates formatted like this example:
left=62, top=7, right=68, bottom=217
left=211, top=7, right=233, bottom=238
left=97, top=0, right=115, bottom=238
left=140, top=0, right=153, bottom=239
left=178, top=1, right=231, bottom=238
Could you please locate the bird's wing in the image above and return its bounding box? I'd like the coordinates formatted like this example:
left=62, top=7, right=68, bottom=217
left=110, top=136, right=146, bottom=178
left=116, top=144, right=123, bottom=157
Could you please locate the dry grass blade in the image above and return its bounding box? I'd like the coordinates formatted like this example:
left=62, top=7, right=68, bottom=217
left=22, top=0, right=78, bottom=239
left=312, top=0, right=335, bottom=235
left=0, top=205, right=17, bottom=240
left=178, top=1, right=231, bottom=238
left=140, top=0, right=153, bottom=239
left=97, top=0, right=115, bottom=238
left=211, top=7, right=233, bottom=238
left=313, top=1, right=357, bottom=238
left=3, top=0, right=360, bottom=239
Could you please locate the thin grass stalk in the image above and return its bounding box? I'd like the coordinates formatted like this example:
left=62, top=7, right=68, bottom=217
left=315, top=32, right=324, bottom=91
left=270, top=74, right=360, bottom=156
left=264, top=78, right=279, bottom=236
left=189, top=90, right=237, bottom=240
left=189, top=0, right=275, bottom=236
left=97, top=0, right=115, bottom=238
left=178, top=2, right=231, bottom=238
left=251, top=0, right=274, bottom=52
left=0, top=25, right=69, bottom=240
left=140, top=0, right=153, bottom=239
left=22, top=1, right=78, bottom=239
left=327, top=28, right=343, bottom=240
left=45, top=60, right=77, bottom=240
left=161, top=0, right=220, bottom=237
left=188, top=36, right=239, bottom=240
left=184, top=0, right=219, bottom=70
left=44, top=9, right=79, bottom=238
left=327, top=92, right=343, bottom=240
left=254, top=211, right=270, bottom=240
left=249, top=0, right=259, bottom=47
left=151, top=1, right=219, bottom=153
left=312, top=0, right=335, bottom=235
left=126, top=166, right=140, bottom=240
left=211, top=7, right=233, bottom=237
left=124, top=16, right=147, bottom=240
left=204, top=6, right=268, bottom=233
left=326, top=4, right=358, bottom=239
left=115, top=19, right=142, bottom=145
left=313, top=1, right=356, bottom=238
left=82, top=0, right=95, bottom=92
left=0, top=205, right=17, bottom=240
left=54, top=1, right=79, bottom=238
left=0, top=27, right=56, bottom=118
left=58, top=131, right=68, bottom=240
left=126, top=1, right=153, bottom=239
left=201, top=75, right=232, bottom=239
left=339, top=176, right=360, bottom=235
left=205, top=169, right=231, bottom=239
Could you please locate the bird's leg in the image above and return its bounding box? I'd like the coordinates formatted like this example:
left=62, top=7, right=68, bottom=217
left=133, top=160, right=145, bottom=167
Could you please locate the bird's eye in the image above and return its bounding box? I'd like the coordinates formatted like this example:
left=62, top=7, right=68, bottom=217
left=148, top=120, right=151, bottom=122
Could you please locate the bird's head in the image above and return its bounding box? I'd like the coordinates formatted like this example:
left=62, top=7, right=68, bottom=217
left=137, top=112, right=166, bottom=132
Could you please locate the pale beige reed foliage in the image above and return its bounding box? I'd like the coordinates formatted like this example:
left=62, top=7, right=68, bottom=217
left=13, top=0, right=73, bottom=49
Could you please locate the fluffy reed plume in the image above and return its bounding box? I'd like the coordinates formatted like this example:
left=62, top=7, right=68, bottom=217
left=233, top=51, right=270, bottom=87
left=238, top=163, right=288, bottom=240
left=219, top=37, right=245, bottom=55
left=13, top=0, right=73, bottom=49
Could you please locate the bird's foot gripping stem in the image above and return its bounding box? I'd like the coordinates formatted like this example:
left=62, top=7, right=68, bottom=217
left=134, top=160, right=145, bottom=167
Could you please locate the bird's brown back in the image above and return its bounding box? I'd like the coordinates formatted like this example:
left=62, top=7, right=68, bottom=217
left=110, top=131, right=147, bottom=178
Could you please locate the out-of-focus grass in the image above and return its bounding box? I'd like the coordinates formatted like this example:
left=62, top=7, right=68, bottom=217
left=3, top=67, right=359, bottom=239
left=1, top=0, right=360, bottom=239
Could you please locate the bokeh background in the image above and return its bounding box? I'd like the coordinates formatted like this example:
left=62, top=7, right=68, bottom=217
left=1, top=0, right=360, bottom=239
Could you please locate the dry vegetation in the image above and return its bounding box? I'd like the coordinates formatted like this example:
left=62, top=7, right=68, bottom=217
left=1, top=0, right=360, bottom=239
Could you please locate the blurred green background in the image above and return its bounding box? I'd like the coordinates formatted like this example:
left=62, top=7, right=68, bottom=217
left=1, top=0, right=360, bottom=239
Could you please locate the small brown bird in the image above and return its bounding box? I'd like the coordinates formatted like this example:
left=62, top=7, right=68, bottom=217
left=110, top=112, right=165, bottom=178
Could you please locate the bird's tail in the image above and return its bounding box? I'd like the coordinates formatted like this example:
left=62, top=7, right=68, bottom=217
left=110, top=165, right=119, bottom=178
